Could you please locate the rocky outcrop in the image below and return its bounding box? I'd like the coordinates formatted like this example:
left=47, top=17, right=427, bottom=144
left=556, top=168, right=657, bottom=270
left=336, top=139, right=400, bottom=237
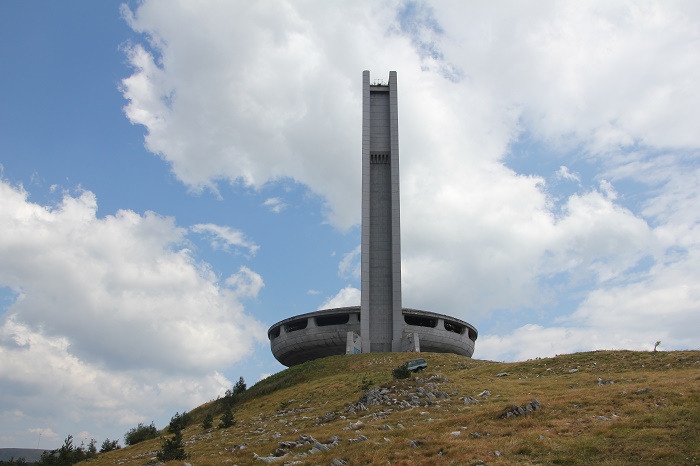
left=254, top=434, right=339, bottom=463
left=500, top=399, right=541, bottom=419
left=346, top=377, right=451, bottom=414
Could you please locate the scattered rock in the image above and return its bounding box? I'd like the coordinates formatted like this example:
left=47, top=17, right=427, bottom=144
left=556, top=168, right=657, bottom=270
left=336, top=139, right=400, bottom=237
left=330, top=459, right=347, bottom=466
left=569, top=369, right=579, bottom=373
left=427, top=375, right=449, bottom=383
left=495, top=372, right=510, bottom=377
left=346, top=380, right=452, bottom=412
left=409, top=440, right=421, bottom=448
left=594, top=416, right=612, bottom=421
left=477, top=390, right=491, bottom=397
left=463, top=396, right=479, bottom=405
left=316, top=411, right=338, bottom=424
left=634, top=388, right=653, bottom=394
left=343, top=421, right=364, bottom=431
left=450, top=431, right=461, bottom=436
left=266, top=434, right=339, bottom=459
left=500, top=399, right=541, bottom=419
left=253, top=452, right=288, bottom=463
left=348, top=435, right=367, bottom=444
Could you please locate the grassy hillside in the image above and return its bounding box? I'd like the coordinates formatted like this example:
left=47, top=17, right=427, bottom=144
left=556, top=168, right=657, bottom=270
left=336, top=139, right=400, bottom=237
left=89, top=350, right=699, bottom=465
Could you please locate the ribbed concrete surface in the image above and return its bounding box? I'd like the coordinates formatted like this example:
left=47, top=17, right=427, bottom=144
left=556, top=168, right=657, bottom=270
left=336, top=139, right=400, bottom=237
left=269, top=307, right=477, bottom=367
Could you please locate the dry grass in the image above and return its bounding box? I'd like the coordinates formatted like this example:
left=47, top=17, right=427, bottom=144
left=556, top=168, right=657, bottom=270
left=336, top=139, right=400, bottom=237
left=88, top=350, right=700, bottom=465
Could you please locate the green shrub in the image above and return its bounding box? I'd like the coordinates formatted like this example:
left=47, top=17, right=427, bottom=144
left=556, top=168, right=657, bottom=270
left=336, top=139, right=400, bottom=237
left=0, top=457, right=28, bottom=466
left=360, top=375, right=373, bottom=391
left=86, top=439, right=97, bottom=459
left=233, top=376, right=247, bottom=394
left=99, top=438, right=120, bottom=453
left=124, top=422, right=158, bottom=446
left=218, top=407, right=235, bottom=429
left=202, top=412, right=214, bottom=429
left=156, top=430, right=187, bottom=462
left=36, top=435, right=95, bottom=466
left=168, top=411, right=190, bottom=433
left=392, top=363, right=411, bottom=380
left=222, top=376, right=247, bottom=408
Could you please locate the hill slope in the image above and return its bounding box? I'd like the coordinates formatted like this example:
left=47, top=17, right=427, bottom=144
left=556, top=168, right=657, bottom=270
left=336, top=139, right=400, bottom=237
left=0, top=448, right=46, bottom=463
left=90, top=350, right=699, bottom=465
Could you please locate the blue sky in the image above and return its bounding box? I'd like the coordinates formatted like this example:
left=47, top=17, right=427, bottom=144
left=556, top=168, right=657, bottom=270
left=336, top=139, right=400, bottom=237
left=1, top=0, right=699, bottom=450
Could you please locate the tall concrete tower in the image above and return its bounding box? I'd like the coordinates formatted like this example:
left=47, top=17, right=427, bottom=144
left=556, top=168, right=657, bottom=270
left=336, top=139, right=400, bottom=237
left=360, top=70, right=403, bottom=353
left=267, top=70, right=478, bottom=367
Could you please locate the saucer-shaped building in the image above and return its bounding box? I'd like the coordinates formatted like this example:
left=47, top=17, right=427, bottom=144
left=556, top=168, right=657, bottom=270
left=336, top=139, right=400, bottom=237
left=269, top=71, right=478, bottom=367
left=269, top=306, right=477, bottom=367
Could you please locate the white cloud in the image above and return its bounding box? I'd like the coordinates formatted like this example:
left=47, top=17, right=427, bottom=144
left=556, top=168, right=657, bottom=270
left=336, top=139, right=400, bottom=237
left=338, top=245, right=361, bottom=280
left=191, top=223, right=259, bottom=255
left=0, top=179, right=267, bottom=444
left=119, top=1, right=700, bottom=358
left=318, top=286, right=360, bottom=310
left=262, top=197, right=286, bottom=213
left=224, top=266, right=264, bottom=299
left=556, top=166, right=580, bottom=184
left=28, top=427, right=59, bottom=443
left=477, top=242, right=700, bottom=362
left=436, top=1, right=700, bottom=151
left=120, top=1, right=404, bottom=230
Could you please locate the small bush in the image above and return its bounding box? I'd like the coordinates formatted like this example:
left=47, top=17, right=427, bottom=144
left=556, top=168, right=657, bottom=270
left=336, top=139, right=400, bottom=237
left=202, top=413, right=214, bottom=429
left=278, top=400, right=292, bottom=410
left=218, top=407, right=236, bottom=429
left=233, top=376, right=247, bottom=395
left=222, top=376, right=247, bottom=408
left=0, top=457, right=28, bottom=466
left=86, top=439, right=97, bottom=459
left=124, top=422, right=158, bottom=446
left=168, top=411, right=190, bottom=433
left=99, top=438, right=120, bottom=453
left=392, top=364, right=411, bottom=380
left=156, top=430, right=187, bottom=462
left=36, top=435, right=95, bottom=466
left=360, top=375, right=373, bottom=391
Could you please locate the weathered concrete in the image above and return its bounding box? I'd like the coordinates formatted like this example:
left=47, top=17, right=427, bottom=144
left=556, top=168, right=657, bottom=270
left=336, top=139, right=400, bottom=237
left=268, top=71, right=478, bottom=367
left=269, top=307, right=477, bottom=367
left=361, top=71, right=403, bottom=353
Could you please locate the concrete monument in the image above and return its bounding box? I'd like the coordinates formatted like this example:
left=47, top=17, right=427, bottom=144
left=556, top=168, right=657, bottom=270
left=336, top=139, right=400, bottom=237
left=268, top=71, right=477, bottom=367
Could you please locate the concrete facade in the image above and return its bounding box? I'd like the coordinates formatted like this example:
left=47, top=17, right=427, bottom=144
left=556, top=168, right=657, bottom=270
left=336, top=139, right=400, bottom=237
left=268, top=71, right=478, bottom=367
left=269, top=306, right=477, bottom=367
left=361, top=70, right=403, bottom=353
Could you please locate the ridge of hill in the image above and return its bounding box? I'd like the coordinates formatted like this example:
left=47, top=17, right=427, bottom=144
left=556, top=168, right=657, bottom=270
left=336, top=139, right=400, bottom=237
left=89, top=350, right=699, bottom=465
left=0, top=448, right=46, bottom=463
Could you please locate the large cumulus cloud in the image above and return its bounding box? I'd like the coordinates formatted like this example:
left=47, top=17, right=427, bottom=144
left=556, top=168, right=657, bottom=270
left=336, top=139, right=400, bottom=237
left=119, top=0, right=700, bottom=357
left=0, top=179, right=266, bottom=443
